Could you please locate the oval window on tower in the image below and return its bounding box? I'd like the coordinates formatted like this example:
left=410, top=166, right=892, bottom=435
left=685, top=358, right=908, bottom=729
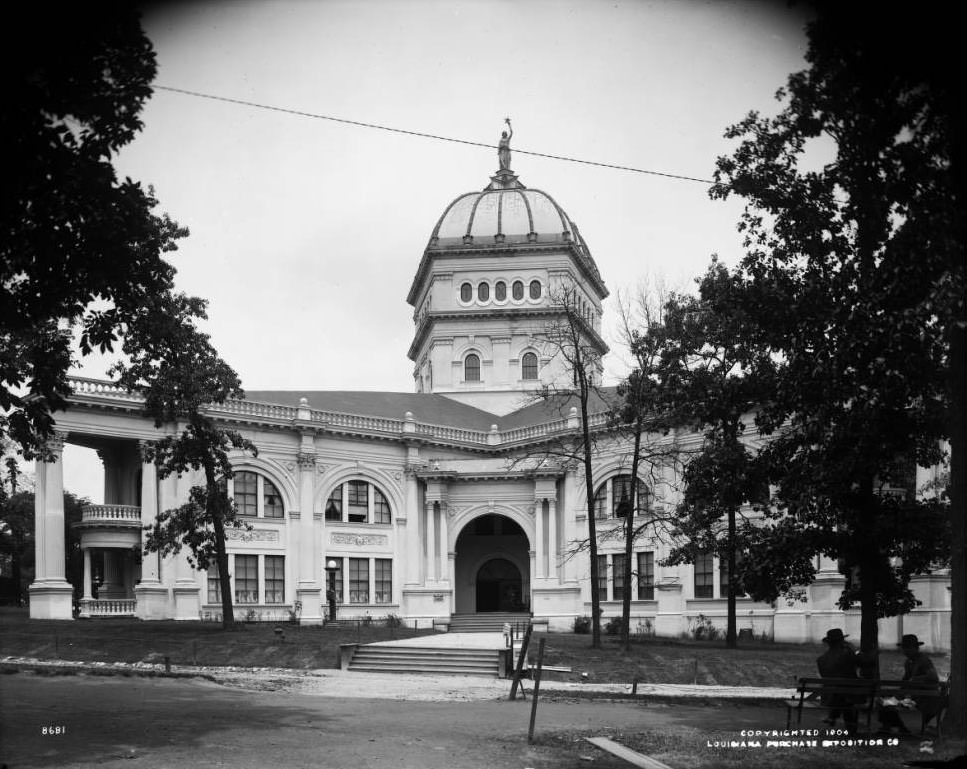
left=512, top=280, right=524, bottom=300
left=495, top=281, right=506, bottom=301
left=478, top=282, right=490, bottom=302
left=460, top=282, right=472, bottom=302
left=529, top=280, right=542, bottom=300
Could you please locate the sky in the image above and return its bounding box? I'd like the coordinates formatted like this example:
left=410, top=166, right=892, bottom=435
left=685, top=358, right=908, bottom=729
left=60, top=0, right=814, bottom=500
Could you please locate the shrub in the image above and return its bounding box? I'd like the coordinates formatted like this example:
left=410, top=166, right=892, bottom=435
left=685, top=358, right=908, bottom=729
left=634, top=618, right=655, bottom=639
left=605, top=616, right=625, bottom=636
left=383, top=613, right=404, bottom=628
left=573, top=615, right=592, bottom=634
left=689, top=613, right=720, bottom=641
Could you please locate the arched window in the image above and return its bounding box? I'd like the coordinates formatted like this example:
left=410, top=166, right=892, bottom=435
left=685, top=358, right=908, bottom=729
left=593, top=474, right=650, bottom=518
left=460, top=282, right=472, bottom=302
left=529, top=280, right=542, bottom=299
left=465, top=353, right=481, bottom=382
left=521, top=352, right=538, bottom=380
left=478, top=282, right=489, bottom=302
left=512, top=280, right=524, bottom=300
left=325, top=480, right=392, bottom=524
left=226, top=471, right=284, bottom=518
left=495, top=281, right=506, bottom=301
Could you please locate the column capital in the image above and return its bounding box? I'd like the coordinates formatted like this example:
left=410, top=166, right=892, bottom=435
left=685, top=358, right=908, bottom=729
left=44, top=431, right=68, bottom=454
left=297, top=451, right=317, bottom=469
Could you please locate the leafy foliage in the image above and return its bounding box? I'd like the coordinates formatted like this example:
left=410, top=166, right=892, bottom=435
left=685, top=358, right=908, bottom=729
left=112, top=293, right=256, bottom=628
left=707, top=7, right=960, bottom=656
left=1, top=4, right=187, bottom=458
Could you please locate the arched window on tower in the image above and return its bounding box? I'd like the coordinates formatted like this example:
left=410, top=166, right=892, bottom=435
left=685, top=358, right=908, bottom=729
left=465, top=353, right=481, bottom=382
left=460, top=282, right=472, bottom=302
left=521, top=352, right=538, bottom=380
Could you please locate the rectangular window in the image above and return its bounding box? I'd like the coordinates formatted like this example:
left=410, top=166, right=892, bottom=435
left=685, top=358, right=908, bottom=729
left=265, top=556, right=284, bottom=603
left=596, top=554, right=608, bottom=602
left=349, top=558, right=369, bottom=603
left=348, top=480, right=368, bottom=523
left=694, top=553, right=714, bottom=599
left=325, top=486, right=343, bottom=521
left=326, top=556, right=344, bottom=603
left=613, top=553, right=626, bottom=602
left=207, top=563, right=221, bottom=604
left=637, top=552, right=655, bottom=600
left=235, top=555, right=259, bottom=604
left=234, top=472, right=258, bottom=517
left=373, top=489, right=391, bottom=524
left=375, top=559, right=392, bottom=604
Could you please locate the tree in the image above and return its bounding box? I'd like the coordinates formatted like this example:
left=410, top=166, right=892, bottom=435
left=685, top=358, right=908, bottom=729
left=654, top=264, right=774, bottom=648
left=709, top=3, right=961, bottom=697
left=530, top=281, right=610, bottom=648
left=610, top=281, right=684, bottom=650
left=112, top=293, right=256, bottom=629
left=2, top=3, right=187, bottom=459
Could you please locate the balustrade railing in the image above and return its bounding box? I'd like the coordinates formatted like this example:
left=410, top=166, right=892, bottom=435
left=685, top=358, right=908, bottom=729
left=83, top=599, right=137, bottom=616
left=80, top=504, right=141, bottom=523
left=67, top=377, right=613, bottom=449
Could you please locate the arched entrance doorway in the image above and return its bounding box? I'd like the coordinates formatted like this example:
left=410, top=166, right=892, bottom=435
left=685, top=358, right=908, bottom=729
left=454, top=513, right=530, bottom=613
left=475, top=558, right=524, bottom=612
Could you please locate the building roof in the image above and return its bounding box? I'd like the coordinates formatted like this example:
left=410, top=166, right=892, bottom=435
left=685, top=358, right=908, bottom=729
left=245, top=388, right=619, bottom=432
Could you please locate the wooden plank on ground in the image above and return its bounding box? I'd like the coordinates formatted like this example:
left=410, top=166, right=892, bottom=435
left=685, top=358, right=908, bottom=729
left=585, top=737, right=675, bottom=769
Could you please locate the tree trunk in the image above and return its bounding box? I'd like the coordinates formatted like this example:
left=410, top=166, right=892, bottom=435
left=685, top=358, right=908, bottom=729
left=621, top=422, right=643, bottom=651
left=206, top=465, right=235, bottom=630
left=946, top=321, right=966, bottom=738
left=579, top=387, right=601, bottom=649
left=725, top=507, right=737, bottom=648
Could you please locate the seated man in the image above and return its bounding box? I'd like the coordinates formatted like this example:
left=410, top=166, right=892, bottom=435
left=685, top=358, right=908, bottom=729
left=878, top=634, right=940, bottom=734
left=816, top=628, right=860, bottom=733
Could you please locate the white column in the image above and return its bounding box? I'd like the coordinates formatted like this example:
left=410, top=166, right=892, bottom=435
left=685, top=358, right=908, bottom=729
left=562, top=467, right=578, bottom=583
left=404, top=470, right=421, bottom=585
left=426, top=501, right=437, bottom=582
left=29, top=431, right=73, bottom=619
left=535, top=499, right=545, bottom=578
left=438, top=505, right=449, bottom=585
left=138, top=446, right=160, bottom=583
left=82, top=550, right=93, bottom=600
left=296, top=448, right=323, bottom=623
left=548, top=500, right=558, bottom=582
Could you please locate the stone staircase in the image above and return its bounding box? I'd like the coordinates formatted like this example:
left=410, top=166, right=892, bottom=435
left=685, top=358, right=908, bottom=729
left=347, top=645, right=502, bottom=676
left=447, top=612, right=532, bottom=633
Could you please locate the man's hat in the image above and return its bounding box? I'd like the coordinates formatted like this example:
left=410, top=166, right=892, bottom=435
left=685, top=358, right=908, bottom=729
left=822, top=628, right=848, bottom=644
left=898, top=634, right=925, bottom=648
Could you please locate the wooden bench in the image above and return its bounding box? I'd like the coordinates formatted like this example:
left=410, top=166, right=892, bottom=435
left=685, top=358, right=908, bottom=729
left=875, top=679, right=949, bottom=736
left=786, top=677, right=878, bottom=731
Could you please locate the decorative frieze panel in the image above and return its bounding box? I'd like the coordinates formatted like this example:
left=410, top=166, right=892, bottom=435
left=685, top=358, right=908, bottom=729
left=225, top=529, right=280, bottom=543
left=330, top=532, right=389, bottom=548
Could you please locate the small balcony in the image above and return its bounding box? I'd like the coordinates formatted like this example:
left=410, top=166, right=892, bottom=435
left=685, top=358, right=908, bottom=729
left=78, top=505, right=142, bottom=528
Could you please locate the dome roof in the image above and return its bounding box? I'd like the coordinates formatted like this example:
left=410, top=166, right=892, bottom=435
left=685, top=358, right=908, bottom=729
left=429, top=183, right=581, bottom=249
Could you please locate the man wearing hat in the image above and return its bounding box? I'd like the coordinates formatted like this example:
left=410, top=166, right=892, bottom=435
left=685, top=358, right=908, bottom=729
left=817, top=628, right=860, bottom=732
left=878, top=634, right=940, bottom=734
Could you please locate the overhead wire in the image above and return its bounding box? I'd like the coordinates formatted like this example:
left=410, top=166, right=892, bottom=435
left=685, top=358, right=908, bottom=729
left=154, top=85, right=716, bottom=186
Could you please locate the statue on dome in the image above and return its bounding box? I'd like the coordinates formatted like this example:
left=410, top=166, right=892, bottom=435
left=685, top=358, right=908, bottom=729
left=498, top=117, right=513, bottom=171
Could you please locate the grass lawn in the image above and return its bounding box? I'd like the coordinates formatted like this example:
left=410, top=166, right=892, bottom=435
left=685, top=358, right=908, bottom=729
left=533, top=631, right=951, bottom=688
left=1, top=607, right=951, bottom=689
left=0, top=608, right=437, bottom=669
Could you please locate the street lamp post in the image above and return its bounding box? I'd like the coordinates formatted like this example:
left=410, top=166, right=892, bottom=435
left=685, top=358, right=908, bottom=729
left=324, top=559, right=339, bottom=622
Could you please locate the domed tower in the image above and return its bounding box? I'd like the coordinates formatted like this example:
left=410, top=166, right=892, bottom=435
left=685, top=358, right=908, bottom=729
left=407, top=142, right=609, bottom=416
